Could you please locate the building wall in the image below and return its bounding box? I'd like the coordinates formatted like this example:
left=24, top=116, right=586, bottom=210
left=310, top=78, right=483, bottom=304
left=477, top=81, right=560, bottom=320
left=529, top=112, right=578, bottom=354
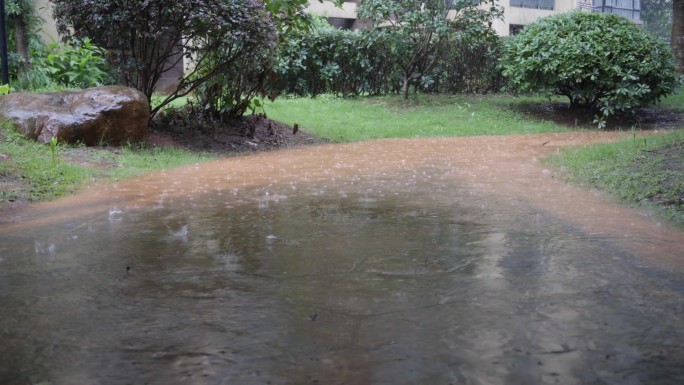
left=306, top=0, right=636, bottom=36
left=306, top=0, right=359, bottom=19
left=31, top=0, right=60, bottom=43
left=494, top=0, right=579, bottom=36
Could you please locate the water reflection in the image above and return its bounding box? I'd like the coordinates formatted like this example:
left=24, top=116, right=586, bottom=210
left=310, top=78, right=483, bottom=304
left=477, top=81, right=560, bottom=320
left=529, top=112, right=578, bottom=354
left=1, top=135, right=684, bottom=384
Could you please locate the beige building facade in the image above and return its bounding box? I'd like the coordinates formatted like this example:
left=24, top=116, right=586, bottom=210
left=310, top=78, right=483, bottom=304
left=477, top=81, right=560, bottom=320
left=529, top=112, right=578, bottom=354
left=307, top=0, right=641, bottom=36
left=31, top=0, right=59, bottom=43
left=33, top=0, right=642, bottom=41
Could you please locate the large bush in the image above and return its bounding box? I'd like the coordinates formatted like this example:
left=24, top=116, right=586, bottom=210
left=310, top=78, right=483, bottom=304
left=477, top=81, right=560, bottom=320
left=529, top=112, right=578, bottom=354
left=50, top=0, right=275, bottom=118
left=193, top=35, right=276, bottom=121
left=275, top=22, right=502, bottom=97
left=275, top=26, right=401, bottom=97
left=501, top=11, right=680, bottom=125
left=359, top=0, right=502, bottom=99
left=424, top=31, right=503, bottom=94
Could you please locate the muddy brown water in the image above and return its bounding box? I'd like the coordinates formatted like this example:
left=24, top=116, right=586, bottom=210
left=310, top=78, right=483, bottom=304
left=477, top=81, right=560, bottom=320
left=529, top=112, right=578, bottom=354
left=1, top=132, right=683, bottom=384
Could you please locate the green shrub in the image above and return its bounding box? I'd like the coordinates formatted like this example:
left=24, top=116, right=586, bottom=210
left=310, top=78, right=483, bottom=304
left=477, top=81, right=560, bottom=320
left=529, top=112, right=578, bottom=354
left=193, top=28, right=276, bottom=121
left=39, top=38, right=114, bottom=88
left=12, top=65, right=58, bottom=91
left=501, top=11, right=681, bottom=126
left=275, top=21, right=503, bottom=97
left=52, top=0, right=276, bottom=118
left=275, top=26, right=402, bottom=97
left=424, top=31, right=503, bottom=94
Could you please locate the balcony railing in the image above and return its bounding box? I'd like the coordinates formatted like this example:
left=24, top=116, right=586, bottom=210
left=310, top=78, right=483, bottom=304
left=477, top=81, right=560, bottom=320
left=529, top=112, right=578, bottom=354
left=592, top=0, right=641, bottom=21
left=509, top=0, right=555, bottom=11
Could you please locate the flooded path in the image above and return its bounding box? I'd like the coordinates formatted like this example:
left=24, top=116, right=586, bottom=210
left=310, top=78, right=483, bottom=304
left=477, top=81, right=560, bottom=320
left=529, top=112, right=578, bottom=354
left=1, top=132, right=683, bottom=384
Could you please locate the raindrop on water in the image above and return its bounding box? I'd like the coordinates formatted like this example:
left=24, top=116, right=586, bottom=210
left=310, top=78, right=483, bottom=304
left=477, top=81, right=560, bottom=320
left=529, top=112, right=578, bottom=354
left=108, top=207, right=123, bottom=222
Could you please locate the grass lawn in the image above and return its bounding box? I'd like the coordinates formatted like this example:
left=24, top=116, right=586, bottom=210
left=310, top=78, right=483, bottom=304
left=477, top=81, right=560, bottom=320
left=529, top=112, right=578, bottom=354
left=265, top=94, right=571, bottom=142
left=550, top=90, right=684, bottom=224
left=0, top=120, right=213, bottom=203
left=549, top=129, right=684, bottom=224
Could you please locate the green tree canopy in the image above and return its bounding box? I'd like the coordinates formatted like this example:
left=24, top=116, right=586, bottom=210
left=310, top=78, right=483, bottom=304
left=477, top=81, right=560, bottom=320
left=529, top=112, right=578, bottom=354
left=358, top=0, right=502, bottom=99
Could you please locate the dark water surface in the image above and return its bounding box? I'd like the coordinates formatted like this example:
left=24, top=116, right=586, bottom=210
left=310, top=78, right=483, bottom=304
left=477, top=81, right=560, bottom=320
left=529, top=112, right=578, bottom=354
left=1, top=137, right=683, bottom=385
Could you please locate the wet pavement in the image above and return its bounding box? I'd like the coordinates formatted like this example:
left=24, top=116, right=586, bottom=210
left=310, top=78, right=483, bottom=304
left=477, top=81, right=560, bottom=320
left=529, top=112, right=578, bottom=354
left=1, top=133, right=683, bottom=384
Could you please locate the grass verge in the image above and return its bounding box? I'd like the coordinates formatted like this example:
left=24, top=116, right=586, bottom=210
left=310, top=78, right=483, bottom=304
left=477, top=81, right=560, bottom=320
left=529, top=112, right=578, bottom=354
left=265, top=94, right=570, bottom=142
left=0, top=120, right=213, bottom=204
left=549, top=129, right=684, bottom=225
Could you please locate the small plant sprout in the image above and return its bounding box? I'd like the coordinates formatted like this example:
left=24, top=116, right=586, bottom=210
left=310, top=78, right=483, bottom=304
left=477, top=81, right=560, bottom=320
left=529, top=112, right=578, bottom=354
left=49, top=136, right=61, bottom=165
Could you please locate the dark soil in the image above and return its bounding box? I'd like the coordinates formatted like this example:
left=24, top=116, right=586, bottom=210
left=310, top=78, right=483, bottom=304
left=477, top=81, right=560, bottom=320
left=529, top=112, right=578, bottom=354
left=147, top=114, right=329, bottom=153
left=516, top=102, right=684, bottom=130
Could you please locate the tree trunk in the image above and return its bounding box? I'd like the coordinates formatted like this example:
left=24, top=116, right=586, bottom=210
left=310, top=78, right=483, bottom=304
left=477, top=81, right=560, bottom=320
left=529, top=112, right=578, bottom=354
left=673, top=0, right=684, bottom=73
left=402, top=74, right=410, bottom=100
left=12, top=15, right=31, bottom=74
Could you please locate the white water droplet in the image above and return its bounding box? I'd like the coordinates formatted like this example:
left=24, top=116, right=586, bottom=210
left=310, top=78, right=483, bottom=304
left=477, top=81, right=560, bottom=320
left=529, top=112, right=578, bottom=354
left=108, top=207, right=123, bottom=222
left=171, top=225, right=189, bottom=239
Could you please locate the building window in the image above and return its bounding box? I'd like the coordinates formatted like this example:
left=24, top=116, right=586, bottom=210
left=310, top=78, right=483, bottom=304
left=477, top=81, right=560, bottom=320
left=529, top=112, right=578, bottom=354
left=509, top=24, right=526, bottom=35
left=510, top=0, right=555, bottom=10
left=592, top=0, right=641, bottom=21
left=445, top=0, right=480, bottom=9
left=328, top=17, right=355, bottom=30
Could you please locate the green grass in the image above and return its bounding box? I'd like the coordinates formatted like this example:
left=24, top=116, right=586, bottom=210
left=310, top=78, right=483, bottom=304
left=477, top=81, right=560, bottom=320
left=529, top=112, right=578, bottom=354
left=265, top=94, right=570, bottom=142
left=661, top=89, right=684, bottom=110
left=111, top=146, right=212, bottom=180
left=0, top=120, right=212, bottom=202
left=549, top=129, right=684, bottom=225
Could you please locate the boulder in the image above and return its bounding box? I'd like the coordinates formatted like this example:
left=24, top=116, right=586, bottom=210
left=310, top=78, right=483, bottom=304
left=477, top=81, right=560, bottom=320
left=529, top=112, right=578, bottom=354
left=0, top=86, right=150, bottom=146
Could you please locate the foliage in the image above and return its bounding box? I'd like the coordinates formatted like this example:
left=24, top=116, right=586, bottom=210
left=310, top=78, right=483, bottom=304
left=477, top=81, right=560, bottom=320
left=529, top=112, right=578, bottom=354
left=275, top=19, right=502, bottom=97
left=358, top=0, right=502, bottom=99
left=642, top=0, right=673, bottom=40
left=8, top=39, right=113, bottom=92
left=275, top=24, right=402, bottom=96
left=5, top=0, right=43, bottom=78
left=38, top=38, right=113, bottom=88
left=501, top=12, right=681, bottom=127
left=192, top=28, right=277, bottom=122
left=48, top=136, right=60, bottom=166
left=423, top=30, right=503, bottom=94
left=265, top=0, right=342, bottom=36
left=11, top=65, right=57, bottom=91
left=50, top=0, right=276, bottom=118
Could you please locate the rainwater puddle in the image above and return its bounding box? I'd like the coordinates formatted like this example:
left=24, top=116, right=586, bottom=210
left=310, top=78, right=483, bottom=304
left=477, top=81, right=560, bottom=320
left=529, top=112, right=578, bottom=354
left=1, top=134, right=683, bottom=384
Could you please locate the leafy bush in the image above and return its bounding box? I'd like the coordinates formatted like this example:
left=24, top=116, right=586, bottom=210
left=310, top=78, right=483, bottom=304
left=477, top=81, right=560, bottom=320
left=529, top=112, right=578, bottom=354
left=12, top=65, right=57, bottom=91
left=39, top=38, right=113, bottom=88
left=359, top=0, right=502, bottom=99
left=275, top=26, right=401, bottom=96
left=276, top=19, right=502, bottom=97
left=51, top=0, right=276, bottom=118
left=10, top=39, right=112, bottom=92
left=501, top=11, right=681, bottom=126
left=424, top=31, right=503, bottom=94
left=193, top=31, right=276, bottom=121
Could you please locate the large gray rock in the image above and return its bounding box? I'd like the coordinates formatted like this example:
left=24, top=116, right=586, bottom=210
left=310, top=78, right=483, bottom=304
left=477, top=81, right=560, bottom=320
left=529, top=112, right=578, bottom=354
left=0, top=86, right=150, bottom=146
